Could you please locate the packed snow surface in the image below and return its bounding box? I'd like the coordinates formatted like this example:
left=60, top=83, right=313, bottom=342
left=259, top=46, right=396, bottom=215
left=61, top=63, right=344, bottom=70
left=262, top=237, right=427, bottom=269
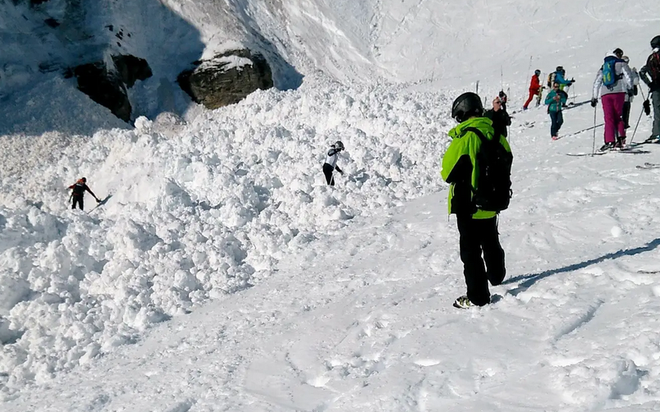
left=2, top=0, right=660, bottom=411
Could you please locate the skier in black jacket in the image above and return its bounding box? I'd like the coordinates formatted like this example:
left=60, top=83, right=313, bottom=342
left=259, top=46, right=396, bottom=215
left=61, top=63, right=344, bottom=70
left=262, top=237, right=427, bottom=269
left=484, top=95, right=511, bottom=138
left=68, top=177, right=100, bottom=210
left=640, top=35, right=660, bottom=142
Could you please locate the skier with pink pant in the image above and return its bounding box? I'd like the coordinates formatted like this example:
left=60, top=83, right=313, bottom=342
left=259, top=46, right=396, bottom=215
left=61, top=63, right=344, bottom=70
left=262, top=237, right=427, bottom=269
left=591, top=48, right=634, bottom=151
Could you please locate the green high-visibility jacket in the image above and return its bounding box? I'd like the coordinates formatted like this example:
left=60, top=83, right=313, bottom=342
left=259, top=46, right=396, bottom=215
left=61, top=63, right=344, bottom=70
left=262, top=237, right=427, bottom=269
left=440, top=116, right=512, bottom=219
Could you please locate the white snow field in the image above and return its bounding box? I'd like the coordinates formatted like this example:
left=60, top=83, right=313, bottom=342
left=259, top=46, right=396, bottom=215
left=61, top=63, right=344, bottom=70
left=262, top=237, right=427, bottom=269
left=2, top=0, right=660, bottom=410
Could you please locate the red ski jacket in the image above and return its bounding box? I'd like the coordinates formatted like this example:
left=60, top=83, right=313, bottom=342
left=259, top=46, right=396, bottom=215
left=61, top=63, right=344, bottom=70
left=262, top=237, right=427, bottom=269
left=529, top=75, right=541, bottom=93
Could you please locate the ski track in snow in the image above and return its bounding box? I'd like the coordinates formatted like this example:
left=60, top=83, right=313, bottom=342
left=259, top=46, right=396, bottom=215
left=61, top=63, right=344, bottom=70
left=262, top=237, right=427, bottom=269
left=583, top=0, right=660, bottom=23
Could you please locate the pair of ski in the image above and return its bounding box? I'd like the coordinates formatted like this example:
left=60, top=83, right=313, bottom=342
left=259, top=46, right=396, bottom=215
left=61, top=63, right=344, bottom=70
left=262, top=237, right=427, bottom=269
left=88, top=194, right=112, bottom=213
left=556, top=123, right=604, bottom=140
left=636, top=162, right=660, bottom=170
left=567, top=147, right=650, bottom=157
left=627, top=140, right=659, bottom=149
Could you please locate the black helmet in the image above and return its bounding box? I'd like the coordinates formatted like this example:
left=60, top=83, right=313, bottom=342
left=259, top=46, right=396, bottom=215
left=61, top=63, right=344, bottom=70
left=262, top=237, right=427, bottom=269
left=613, top=48, right=623, bottom=58
left=651, top=35, right=660, bottom=49
left=334, top=140, right=345, bottom=151
left=534, top=69, right=541, bottom=76
left=556, top=66, right=564, bottom=72
left=451, top=92, right=483, bottom=123
left=81, top=177, right=87, bottom=182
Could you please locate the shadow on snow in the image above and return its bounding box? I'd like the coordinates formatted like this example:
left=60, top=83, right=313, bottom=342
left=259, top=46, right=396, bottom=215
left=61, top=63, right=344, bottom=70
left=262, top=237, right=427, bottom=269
left=504, top=237, right=660, bottom=296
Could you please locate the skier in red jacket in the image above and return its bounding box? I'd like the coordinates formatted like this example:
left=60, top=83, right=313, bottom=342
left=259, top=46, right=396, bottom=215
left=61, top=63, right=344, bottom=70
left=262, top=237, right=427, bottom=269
left=523, top=69, right=542, bottom=110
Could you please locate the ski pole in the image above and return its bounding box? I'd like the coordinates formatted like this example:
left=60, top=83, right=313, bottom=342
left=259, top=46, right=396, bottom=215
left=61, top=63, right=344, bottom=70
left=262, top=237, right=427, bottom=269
left=525, top=56, right=532, bottom=106
left=630, top=109, right=644, bottom=144
left=571, top=83, right=576, bottom=102
left=591, top=105, right=598, bottom=156
left=631, top=87, right=649, bottom=145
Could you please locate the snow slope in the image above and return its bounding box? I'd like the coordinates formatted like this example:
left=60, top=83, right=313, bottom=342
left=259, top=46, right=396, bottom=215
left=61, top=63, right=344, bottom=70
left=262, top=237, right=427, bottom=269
left=2, top=0, right=660, bottom=410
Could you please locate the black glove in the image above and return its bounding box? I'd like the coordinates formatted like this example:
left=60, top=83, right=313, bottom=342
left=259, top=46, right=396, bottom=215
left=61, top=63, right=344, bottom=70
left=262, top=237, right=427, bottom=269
left=644, top=99, right=651, bottom=116
left=633, top=85, right=638, bottom=96
left=590, top=98, right=598, bottom=108
left=628, top=89, right=635, bottom=97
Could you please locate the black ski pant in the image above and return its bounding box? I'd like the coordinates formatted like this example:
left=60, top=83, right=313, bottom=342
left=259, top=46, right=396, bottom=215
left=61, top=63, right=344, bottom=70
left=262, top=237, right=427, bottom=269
left=323, top=163, right=335, bottom=186
left=456, top=214, right=506, bottom=306
left=549, top=110, right=563, bottom=137
left=622, top=101, right=631, bottom=129
left=72, top=196, right=84, bottom=210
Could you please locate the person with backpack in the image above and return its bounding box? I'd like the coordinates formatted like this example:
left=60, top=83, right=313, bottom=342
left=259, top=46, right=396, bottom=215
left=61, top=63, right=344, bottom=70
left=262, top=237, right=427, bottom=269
left=440, top=92, right=513, bottom=309
left=640, top=35, right=660, bottom=143
left=523, top=69, right=542, bottom=110
left=548, top=66, right=574, bottom=91
left=545, top=82, right=568, bottom=140
left=68, top=177, right=100, bottom=210
left=484, top=95, right=511, bottom=138
left=322, top=141, right=345, bottom=185
left=621, top=56, right=639, bottom=129
left=590, top=48, right=634, bottom=150
left=547, top=70, right=555, bottom=88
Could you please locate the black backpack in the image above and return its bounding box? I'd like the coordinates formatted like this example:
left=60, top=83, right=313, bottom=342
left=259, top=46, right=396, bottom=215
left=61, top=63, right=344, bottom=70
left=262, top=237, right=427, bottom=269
left=72, top=183, right=86, bottom=196
left=463, top=127, right=513, bottom=212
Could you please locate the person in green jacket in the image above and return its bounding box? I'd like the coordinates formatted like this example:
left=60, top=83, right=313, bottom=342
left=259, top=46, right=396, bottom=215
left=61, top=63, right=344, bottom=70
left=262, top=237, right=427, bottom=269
left=441, top=92, right=512, bottom=309
left=545, top=82, right=568, bottom=140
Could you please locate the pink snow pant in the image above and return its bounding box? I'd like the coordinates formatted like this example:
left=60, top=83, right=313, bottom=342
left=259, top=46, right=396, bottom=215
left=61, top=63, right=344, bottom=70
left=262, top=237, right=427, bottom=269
left=601, top=93, right=626, bottom=143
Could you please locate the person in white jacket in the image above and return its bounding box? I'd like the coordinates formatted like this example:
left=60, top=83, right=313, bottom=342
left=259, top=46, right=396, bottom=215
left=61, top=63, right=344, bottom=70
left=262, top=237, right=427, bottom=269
left=591, top=48, right=634, bottom=150
left=322, top=141, right=345, bottom=185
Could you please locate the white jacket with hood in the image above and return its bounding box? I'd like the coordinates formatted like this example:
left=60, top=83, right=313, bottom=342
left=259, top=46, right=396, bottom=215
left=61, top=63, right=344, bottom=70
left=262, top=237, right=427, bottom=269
left=592, top=51, right=634, bottom=98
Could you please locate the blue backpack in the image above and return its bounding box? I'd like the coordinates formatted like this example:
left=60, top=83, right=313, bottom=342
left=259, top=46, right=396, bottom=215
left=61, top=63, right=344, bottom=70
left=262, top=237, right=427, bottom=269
left=602, top=56, right=622, bottom=88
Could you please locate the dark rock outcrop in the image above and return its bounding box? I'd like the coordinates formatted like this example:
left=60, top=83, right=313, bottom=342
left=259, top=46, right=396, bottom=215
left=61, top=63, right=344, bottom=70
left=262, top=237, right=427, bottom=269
left=177, top=49, right=273, bottom=110
left=69, top=54, right=152, bottom=122
left=112, top=54, right=152, bottom=88
left=44, top=18, right=59, bottom=28
left=73, top=62, right=132, bottom=122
